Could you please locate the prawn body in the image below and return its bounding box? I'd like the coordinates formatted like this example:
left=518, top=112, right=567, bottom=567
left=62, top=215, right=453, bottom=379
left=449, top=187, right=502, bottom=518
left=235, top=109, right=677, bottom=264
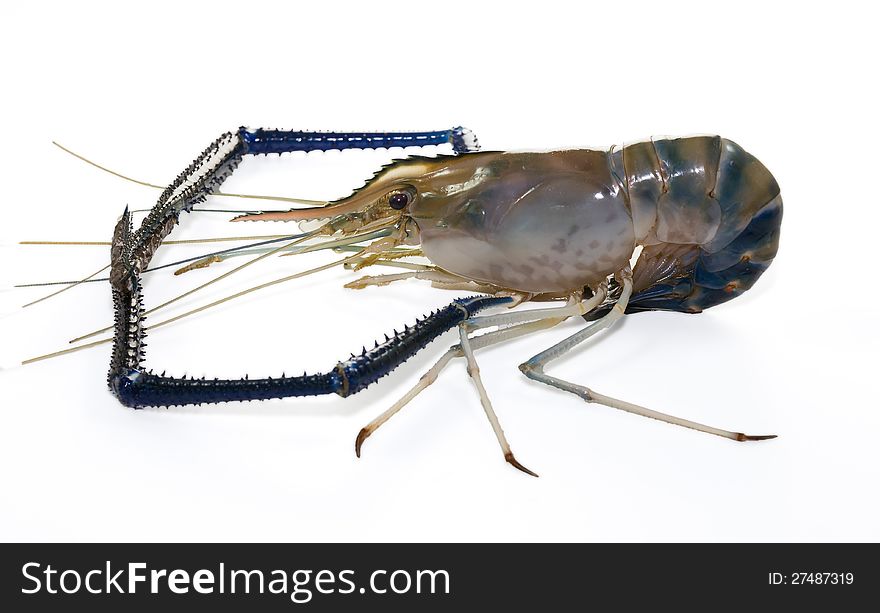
left=288, top=136, right=781, bottom=310
left=42, top=127, right=782, bottom=475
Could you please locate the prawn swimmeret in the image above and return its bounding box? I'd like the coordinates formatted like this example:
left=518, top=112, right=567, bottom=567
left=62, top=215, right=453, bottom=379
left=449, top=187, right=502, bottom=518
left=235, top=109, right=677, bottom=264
left=26, top=127, right=783, bottom=476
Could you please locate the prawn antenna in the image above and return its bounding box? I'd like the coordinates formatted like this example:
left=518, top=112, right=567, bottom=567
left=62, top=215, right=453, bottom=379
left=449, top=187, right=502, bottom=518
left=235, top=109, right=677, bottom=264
left=21, top=247, right=372, bottom=366
left=20, top=264, right=110, bottom=308
left=51, top=140, right=329, bottom=207
left=16, top=233, right=310, bottom=296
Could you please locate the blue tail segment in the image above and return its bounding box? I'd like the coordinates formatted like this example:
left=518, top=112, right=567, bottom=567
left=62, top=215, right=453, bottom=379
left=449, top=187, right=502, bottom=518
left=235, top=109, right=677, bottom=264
left=684, top=197, right=782, bottom=312
left=239, top=127, right=478, bottom=156
left=586, top=197, right=782, bottom=319
left=109, top=295, right=511, bottom=408
left=637, top=199, right=781, bottom=314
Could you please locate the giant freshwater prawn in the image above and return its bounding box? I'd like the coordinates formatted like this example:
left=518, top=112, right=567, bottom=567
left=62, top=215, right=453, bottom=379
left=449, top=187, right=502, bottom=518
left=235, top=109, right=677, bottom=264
left=16, top=127, right=782, bottom=476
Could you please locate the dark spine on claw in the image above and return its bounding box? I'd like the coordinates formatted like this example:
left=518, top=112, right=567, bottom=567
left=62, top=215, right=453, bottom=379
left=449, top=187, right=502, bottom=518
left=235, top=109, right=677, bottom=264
left=340, top=295, right=510, bottom=395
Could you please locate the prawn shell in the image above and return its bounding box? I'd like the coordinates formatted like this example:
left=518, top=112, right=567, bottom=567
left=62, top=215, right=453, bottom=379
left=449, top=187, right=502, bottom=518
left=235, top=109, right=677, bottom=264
left=411, top=151, right=635, bottom=293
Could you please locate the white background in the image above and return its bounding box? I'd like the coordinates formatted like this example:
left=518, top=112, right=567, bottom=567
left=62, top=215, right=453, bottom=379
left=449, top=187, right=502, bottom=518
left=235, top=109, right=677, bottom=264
left=1, top=1, right=878, bottom=542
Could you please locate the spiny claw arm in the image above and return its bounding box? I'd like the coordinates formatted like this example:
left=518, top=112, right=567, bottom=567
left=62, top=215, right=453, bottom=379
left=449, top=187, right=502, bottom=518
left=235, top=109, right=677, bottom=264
left=239, top=127, right=478, bottom=156
left=108, top=126, right=482, bottom=408
left=109, top=295, right=511, bottom=408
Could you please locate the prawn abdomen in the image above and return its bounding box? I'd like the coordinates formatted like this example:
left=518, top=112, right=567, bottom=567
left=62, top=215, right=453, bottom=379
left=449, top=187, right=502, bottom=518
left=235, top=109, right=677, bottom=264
left=598, top=136, right=782, bottom=316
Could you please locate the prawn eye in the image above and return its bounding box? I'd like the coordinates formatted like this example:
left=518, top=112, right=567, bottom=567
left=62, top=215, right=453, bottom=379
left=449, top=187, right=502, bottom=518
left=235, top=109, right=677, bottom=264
left=388, top=190, right=412, bottom=210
